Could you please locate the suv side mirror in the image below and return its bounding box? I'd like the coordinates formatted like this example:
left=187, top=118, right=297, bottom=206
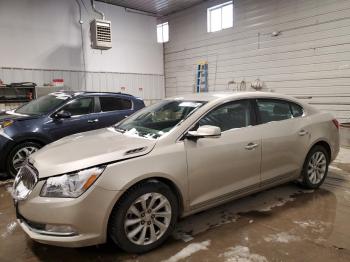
left=187, top=125, right=221, bottom=139
left=55, top=110, right=71, bottom=119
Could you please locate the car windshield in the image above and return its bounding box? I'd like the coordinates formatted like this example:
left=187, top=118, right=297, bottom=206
left=15, top=93, right=71, bottom=115
left=115, top=100, right=206, bottom=139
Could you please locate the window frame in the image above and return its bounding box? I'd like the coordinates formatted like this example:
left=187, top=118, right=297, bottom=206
left=157, top=22, right=169, bottom=43
left=179, top=99, right=256, bottom=141
left=253, top=98, right=305, bottom=125
left=207, top=1, right=234, bottom=33
left=52, top=96, right=96, bottom=118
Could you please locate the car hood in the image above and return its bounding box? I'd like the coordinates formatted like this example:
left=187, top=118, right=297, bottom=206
left=0, top=110, right=39, bottom=122
left=30, top=127, right=157, bottom=178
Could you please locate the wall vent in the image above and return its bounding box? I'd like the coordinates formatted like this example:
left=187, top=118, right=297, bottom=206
left=90, top=19, right=112, bottom=50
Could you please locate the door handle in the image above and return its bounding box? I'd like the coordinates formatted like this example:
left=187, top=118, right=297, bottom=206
left=88, top=119, right=99, bottom=123
left=245, top=142, right=259, bottom=150
left=298, top=129, right=308, bottom=136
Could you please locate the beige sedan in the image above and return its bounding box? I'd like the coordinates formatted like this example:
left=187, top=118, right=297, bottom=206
left=12, top=92, right=339, bottom=253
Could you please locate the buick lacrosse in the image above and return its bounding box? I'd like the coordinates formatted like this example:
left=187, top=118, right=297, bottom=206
left=12, top=92, right=339, bottom=253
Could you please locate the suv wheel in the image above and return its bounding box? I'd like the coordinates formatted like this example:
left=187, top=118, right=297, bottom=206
left=7, top=142, right=41, bottom=177
left=300, top=145, right=329, bottom=189
left=108, top=181, right=178, bottom=253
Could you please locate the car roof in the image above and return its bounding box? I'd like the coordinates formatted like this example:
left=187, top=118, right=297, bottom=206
left=50, top=91, right=135, bottom=98
left=167, top=91, right=303, bottom=104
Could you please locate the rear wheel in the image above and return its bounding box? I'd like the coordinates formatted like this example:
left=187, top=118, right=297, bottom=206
left=108, top=181, right=178, bottom=253
left=7, top=142, right=41, bottom=177
left=300, top=145, right=329, bottom=189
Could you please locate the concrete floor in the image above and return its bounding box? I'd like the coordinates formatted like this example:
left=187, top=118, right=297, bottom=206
left=1, top=148, right=350, bottom=262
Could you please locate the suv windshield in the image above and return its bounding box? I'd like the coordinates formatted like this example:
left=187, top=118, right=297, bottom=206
left=15, top=93, right=71, bottom=115
left=116, top=100, right=206, bottom=139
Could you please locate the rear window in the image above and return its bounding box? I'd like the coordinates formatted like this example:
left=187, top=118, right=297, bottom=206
left=257, top=99, right=293, bottom=124
left=99, top=96, right=132, bottom=112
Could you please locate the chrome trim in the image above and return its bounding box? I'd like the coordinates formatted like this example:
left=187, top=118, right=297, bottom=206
left=21, top=220, right=78, bottom=237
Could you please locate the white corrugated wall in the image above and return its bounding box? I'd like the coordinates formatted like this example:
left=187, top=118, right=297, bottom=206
left=164, top=0, right=350, bottom=123
left=0, top=67, right=164, bottom=107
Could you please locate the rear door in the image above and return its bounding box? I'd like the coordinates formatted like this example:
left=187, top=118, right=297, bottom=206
left=45, top=96, right=99, bottom=140
left=255, top=99, right=310, bottom=183
left=96, top=95, right=133, bottom=128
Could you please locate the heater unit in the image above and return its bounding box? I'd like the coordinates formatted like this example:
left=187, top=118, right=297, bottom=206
left=90, top=19, right=112, bottom=50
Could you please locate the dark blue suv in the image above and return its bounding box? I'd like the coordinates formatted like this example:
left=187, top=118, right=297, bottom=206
left=0, top=91, right=145, bottom=177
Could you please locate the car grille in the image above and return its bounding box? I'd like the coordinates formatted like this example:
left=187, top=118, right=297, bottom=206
left=12, top=163, right=38, bottom=201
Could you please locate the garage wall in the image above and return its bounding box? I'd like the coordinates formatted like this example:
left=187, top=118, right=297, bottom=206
left=164, top=0, right=350, bottom=122
left=0, top=0, right=165, bottom=105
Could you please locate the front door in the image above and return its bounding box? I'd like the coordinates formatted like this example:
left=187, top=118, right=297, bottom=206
left=185, top=100, right=261, bottom=209
left=45, top=96, right=99, bottom=140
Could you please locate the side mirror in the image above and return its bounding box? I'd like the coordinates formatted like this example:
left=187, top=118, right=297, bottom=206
left=55, top=110, right=71, bottom=119
left=187, top=125, right=221, bottom=139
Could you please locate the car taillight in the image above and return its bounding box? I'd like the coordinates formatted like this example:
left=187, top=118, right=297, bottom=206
left=332, top=119, right=340, bottom=130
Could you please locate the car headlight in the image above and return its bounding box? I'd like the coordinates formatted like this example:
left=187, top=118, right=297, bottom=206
left=0, top=120, right=14, bottom=129
left=40, top=166, right=105, bottom=198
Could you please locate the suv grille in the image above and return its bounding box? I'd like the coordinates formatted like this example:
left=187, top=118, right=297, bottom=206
left=12, top=164, right=38, bottom=201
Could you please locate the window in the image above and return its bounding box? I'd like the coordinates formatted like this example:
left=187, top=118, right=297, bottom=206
left=157, top=22, right=169, bottom=43
left=62, top=97, right=94, bottom=116
left=257, top=99, right=293, bottom=124
left=207, top=1, right=233, bottom=32
left=290, top=102, right=304, bottom=117
left=99, top=96, right=132, bottom=112
left=199, top=100, right=252, bottom=132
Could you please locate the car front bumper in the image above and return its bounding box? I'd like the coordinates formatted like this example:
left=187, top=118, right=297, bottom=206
left=16, top=181, right=122, bottom=247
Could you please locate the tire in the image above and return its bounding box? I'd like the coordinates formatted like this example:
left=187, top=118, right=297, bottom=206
left=6, top=142, right=42, bottom=178
left=299, top=145, right=330, bottom=189
left=108, top=181, right=178, bottom=254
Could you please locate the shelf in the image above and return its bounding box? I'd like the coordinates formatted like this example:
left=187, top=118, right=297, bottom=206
left=0, top=100, right=31, bottom=103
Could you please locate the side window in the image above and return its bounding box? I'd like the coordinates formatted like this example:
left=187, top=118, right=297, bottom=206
left=290, top=102, right=304, bottom=117
left=257, top=99, right=292, bottom=124
left=99, top=96, right=132, bottom=112
left=61, top=97, right=94, bottom=116
left=199, top=100, right=252, bottom=132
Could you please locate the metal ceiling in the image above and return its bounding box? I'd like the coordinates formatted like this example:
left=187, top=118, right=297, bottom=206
left=97, top=0, right=207, bottom=16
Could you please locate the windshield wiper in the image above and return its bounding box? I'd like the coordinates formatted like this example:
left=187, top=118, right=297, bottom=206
left=114, top=126, right=126, bottom=133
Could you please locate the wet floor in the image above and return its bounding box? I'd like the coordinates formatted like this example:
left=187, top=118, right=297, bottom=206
left=1, top=150, right=350, bottom=262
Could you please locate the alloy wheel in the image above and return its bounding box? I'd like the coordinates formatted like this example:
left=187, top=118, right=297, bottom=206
left=124, top=192, right=172, bottom=246
left=307, top=151, right=327, bottom=184
left=12, top=146, right=38, bottom=171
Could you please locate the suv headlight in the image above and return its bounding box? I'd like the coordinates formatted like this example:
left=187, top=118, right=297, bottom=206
left=40, top=166, right=105, bottom=198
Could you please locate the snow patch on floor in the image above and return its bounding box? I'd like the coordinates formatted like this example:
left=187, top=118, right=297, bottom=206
left=334, top=147, right=350, bottom=164
left=162, top=240, right=211, bottom=262
left=219, top=246, right=268, bottom=262
left=1, top=221, right=17, bottom=238
left=5, top=185, right=13, bottom=194
left=0, top=179, right=13, bottom=186
left=294, top=220, right=331, bottom=233
left=258, top=196, right=295, bottom=212
left=329, top=166, right=343, bottom=172
left=264, top=232, right=300, bottom=243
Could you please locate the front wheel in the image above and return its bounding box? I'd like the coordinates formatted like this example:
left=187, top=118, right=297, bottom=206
left=7, top=142, right=41, bottom=177
left=108, top=181, right=178, bottom=253
left=299, top=145, right=329, bottom=189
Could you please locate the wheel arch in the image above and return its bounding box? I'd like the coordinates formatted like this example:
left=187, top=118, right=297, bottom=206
left=309, top=139, right=332, bottom=161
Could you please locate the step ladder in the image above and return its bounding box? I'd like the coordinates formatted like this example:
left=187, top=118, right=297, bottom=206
left=196, top=62, right=208, bottom=93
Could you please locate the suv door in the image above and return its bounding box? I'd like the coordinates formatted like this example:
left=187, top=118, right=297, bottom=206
left=45, top=96, right=99, bottom=140
left=255, top=99, right=310, bottom=184
left=96, top=95, right=133, bottom=128
left=185, top=100, right=262, bottom=209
